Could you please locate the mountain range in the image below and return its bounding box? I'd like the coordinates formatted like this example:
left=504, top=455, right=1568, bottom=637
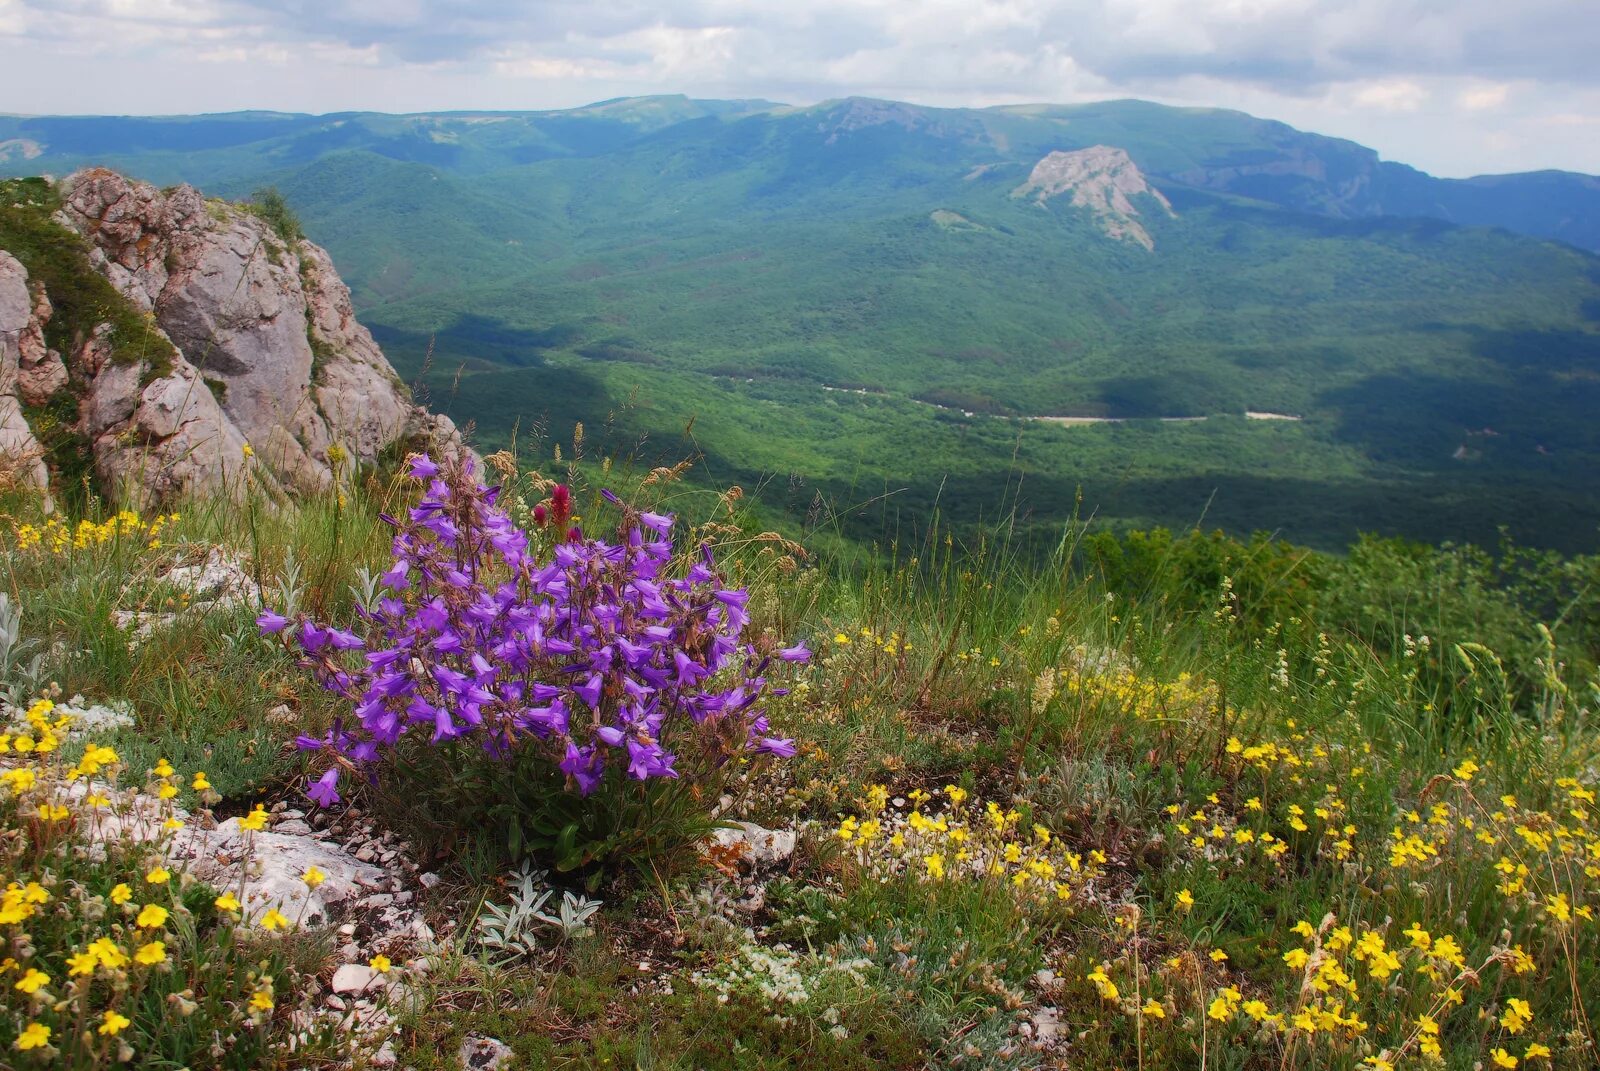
left=5, top=96, right=1598, bottom=551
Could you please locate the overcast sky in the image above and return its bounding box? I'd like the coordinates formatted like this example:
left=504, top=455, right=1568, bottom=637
left=2, top=0, right=1597, bottom=177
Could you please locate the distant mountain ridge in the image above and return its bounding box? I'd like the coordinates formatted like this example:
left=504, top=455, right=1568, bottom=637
left=5, top=95, right=1598, bottom=552
left=3, top=95, right=1596, bottom=252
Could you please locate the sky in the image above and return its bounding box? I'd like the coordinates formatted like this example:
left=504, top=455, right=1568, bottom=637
left=1, top=0, right=1597, bottom=177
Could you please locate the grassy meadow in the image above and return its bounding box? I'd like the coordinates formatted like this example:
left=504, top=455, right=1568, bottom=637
left=3, top=434, right=1598, bottom=1069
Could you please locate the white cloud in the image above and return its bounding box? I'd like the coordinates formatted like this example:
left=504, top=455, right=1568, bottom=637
left=1352, top=79, right=1427, bottom=112
left=1458, top=83, right=1510, bottom=111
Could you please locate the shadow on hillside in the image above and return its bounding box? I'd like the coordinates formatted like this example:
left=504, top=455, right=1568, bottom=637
left=1315, top=369, right=1600, bottom=467
left=407, top=361, right=1600, bottom=555
left=856, top=470, right=1600, bottom=555
left=369, top=315, right=583, bottom=372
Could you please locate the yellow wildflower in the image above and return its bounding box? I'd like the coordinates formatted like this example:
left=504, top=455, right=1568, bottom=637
left=16, top=1022, right=50, bottom=1050
left=1501, top=998, right=1532, bottom=1034
left=13, top=967, right=49, bottom=993
left=88, top=938, right=128, bottom=969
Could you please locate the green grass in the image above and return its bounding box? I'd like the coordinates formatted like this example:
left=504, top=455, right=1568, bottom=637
left=3, top=445, right=1599, bottom=1069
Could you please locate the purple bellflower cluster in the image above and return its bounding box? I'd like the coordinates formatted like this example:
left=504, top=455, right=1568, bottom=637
left=260, top=454, right=809, bottom=809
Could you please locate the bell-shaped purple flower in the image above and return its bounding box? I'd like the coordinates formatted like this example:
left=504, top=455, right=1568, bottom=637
left=306, top=767, right=341, bottom=808
left=560, top=742, right=605, bottom=795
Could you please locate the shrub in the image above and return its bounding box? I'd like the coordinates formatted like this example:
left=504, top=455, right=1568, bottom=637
left=266, top=453, right=810, bottom=878
left=244, top=188, right=303, bottom=245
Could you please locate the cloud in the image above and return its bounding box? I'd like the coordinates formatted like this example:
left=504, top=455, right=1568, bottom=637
left=1458, top=83, right=1510, bottom=111
left=1, top=0, right=1597, bottom=175
left=1352, top=79, right=1428, bottom=113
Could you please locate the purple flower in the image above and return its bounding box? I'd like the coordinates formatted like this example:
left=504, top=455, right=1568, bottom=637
left=328, top=628, right=365, bottom=651
left=268, top=452, right=805, bottom=815
left=306, top=767, right=341, bottom=808
left=626, top=738, right=678, bottom=780
left=753, top=736, right=798, bottom=758
left=560, top=742, right=605, bottom=795
left=299, top=621, right=330, bottom=654
left=575, top=673, right=604, bottom=711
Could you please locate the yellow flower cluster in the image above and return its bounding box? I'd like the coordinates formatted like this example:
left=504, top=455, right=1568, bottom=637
left=1060, top=664, right=1218, bottom=722
left=0, top=698, right=69, bottom=763
left=1175, top=730, right=1598, bottom=941
left=829, top=625, right=914, bottom=656
left=1085, top=903, right=1554, bottom=1071
left=836, top=785, right=1104, bottom=905
left=10, top=511, right=179, bottom=555
left=1130, top=712, right=1596, bottom=1070
left=1202, top=912, right=1554, bottom=1067
left=1, top=699, right=306, bottom=1063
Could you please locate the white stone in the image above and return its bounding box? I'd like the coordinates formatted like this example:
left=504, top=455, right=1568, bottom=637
left=331, top=963, right=383, bottom=995
left=166, top=821, right=387, bottom=927
left=708, top=821, right=796, bottom=867
left=458, top=1035, right=515, bottom=1070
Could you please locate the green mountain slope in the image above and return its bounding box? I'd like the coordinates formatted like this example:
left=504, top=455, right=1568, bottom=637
left=4, top=97, right=1599, bottom=550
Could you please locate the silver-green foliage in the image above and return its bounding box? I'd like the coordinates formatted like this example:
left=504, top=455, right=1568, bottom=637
left=0, top=593, right=45, bottom=705
left=474, top=861, right=602, bottom=964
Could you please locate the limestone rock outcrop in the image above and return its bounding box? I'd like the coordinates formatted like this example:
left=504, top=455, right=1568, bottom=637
left=1014, top=145, right=1176, bottom=251
left=0, top=252, right=50, bottom=493
left=0, top=168, right=464, bottom=503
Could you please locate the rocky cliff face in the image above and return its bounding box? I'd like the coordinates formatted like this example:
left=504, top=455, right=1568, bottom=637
left=0, top=251, right=52, bottom=492
left=1014, top=146, right=1177, bottom=251
left=0, top=168, right=461, bottom=504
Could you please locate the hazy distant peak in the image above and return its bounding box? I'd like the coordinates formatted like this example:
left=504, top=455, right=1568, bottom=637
left=1014, top=145, right=1174, bottom=250
left=806, top=98, right=946, bottom=143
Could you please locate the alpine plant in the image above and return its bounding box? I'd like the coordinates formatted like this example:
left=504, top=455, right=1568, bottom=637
left=260, top=454, right=808, bottom=809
